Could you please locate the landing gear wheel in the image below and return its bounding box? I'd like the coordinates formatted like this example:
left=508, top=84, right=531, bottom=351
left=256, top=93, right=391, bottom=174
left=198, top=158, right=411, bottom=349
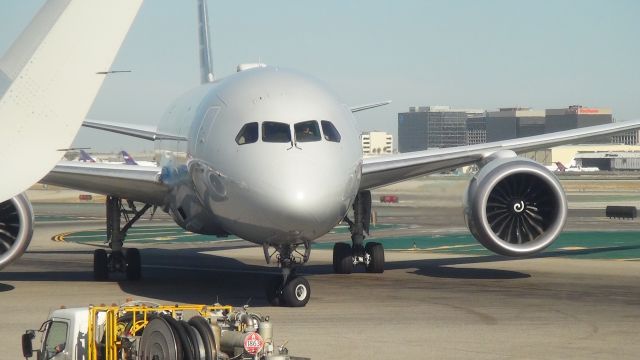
left=266, top=276, right=283, bottom=306
left=332, top=242, right=353, bottom=274
left=125, top=248, right=141, bottom=281
left=365, top=242, right=385, bottom=273
left=93, top=249, right=108, bottom=281
left=282, top=276, right=310, bottom=307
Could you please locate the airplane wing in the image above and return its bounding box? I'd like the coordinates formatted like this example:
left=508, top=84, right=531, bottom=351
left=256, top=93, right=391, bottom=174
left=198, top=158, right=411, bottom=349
left=41, top=161, right=168, bottom=206
left=0, top=0, right=143, bottom=202
left=350, top=101, right=391, bottom=113
left=83, top=119, right=187, bottom=141
left=360, top=119, right=640, bottom=189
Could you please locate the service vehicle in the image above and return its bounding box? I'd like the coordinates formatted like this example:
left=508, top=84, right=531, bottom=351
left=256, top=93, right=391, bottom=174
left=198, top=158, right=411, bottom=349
left=22, top=301, right=306, bottom=360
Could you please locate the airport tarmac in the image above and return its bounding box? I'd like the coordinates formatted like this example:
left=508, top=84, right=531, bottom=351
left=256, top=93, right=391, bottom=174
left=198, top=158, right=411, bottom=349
left=2, top=177, right=640, bottom=359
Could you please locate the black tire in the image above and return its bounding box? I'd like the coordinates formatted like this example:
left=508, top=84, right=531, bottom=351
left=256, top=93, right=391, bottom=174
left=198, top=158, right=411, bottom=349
left=178, top=321, right=198, bottom=360
left=365, top=242, right=385, bottom=273
left=282, top=276, right=311, bottom=307
left=93, top=249, right=108, bottom=281
left=332, top=242, right=353, bottom=274
left=125, top=248, right=141, bottom=281
left=161, top=315, right=190, bottom=360
left=185, top=323, right=206, bottom=360
left=265, top=276, right=282, bottom=306
left=188, top=316, right=216, bottom=360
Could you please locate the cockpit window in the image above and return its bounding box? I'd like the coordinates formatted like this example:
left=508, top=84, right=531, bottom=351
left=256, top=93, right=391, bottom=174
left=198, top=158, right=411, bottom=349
left=235, top=122, right=259, bottom=145
left=294, top=120, right=321, bottom=143
left=321, top=121, right=341, bottom=142
left=262, top=122, right=292, bottom=143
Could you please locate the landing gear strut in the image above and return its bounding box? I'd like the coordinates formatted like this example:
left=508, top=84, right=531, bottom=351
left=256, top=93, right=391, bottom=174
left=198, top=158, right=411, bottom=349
left=333, top=190, right=385, bottom=274
left=93, top=196, right=151, bottom=281
left=264, top=242, right=311, bottom=307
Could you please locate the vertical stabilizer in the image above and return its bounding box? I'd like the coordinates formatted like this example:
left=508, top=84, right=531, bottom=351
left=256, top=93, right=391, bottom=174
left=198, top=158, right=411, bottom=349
left=197, top=0, right=214, bottom=83
left=0, top=0, right=70, bottom=98
left=0, top=0, right=143, bottom=202
left=79, top=150, right=96, bottom=163
left=121, top=151, right=138, bottom=165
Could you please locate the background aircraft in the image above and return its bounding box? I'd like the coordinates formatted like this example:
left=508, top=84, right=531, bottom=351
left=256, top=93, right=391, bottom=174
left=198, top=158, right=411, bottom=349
left=76, top=149, right=156, bottom=166
left=121, top=150, right=157, bottom=167
left=3, top=0, right=640, bottom=307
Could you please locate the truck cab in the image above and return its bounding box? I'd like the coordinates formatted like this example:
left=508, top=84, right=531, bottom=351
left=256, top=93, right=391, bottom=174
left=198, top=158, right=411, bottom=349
left=23, top=308, right=98, bottom=360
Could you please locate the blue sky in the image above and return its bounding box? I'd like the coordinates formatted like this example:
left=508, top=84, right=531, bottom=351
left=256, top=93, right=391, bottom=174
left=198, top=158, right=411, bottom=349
left=1, top=1, right=639, bottom=152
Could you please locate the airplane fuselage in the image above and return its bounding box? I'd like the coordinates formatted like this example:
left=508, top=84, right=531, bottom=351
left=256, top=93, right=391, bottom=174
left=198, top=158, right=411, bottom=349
left=155, top=67, right=362, bottom=246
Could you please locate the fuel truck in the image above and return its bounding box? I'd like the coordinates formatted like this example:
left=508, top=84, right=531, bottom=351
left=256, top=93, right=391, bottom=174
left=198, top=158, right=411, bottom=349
left=21, top=301, right=307, bottom=360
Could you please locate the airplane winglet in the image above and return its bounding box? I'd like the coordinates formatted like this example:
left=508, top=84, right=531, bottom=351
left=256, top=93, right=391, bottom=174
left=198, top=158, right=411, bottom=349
left=350, top=100, right=392, bottom=113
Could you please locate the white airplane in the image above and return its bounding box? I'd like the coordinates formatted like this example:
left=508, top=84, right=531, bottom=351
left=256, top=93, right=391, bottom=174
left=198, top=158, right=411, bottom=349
left=3, top=0, right=640, bottom=307
left=0, top=0, right=142, bottom=268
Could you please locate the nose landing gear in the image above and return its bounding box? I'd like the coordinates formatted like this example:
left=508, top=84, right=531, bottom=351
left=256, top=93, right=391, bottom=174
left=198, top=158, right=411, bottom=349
left=264, top=242, right=311, bottom=307
left=333, top=190, right=385, bottom=274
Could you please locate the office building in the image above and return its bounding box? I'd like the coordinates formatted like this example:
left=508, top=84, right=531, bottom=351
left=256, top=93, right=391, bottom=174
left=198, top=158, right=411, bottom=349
left=398, top=106, right=484, bottom=152
left=486, top=108, right=545, bottom=142
left=545, top=105, right=612, bottom=132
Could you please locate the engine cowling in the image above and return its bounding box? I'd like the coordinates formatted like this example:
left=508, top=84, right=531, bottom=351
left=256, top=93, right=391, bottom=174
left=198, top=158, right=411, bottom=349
left=464, top=155, right=567, bottom=257
left=0, top=193, right=34, bottom=270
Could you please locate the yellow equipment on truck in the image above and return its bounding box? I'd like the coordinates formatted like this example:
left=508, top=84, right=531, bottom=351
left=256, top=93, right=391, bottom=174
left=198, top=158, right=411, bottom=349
left=22, top=301, right=306, bottom=360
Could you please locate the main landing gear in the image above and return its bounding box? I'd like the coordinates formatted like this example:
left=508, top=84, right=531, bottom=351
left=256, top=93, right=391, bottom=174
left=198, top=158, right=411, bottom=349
left=264, top=242, right=311, bottom=307
left=93, top=196, right=152, bottom=281
left=333, top=190, right=385, bottom=274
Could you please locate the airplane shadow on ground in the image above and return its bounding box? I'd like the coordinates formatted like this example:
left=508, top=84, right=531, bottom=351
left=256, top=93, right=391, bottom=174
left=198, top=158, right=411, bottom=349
left=2, top=242, right=639, bottom=305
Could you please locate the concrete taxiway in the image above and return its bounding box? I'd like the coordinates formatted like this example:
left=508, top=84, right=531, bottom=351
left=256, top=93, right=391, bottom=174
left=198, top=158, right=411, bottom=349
left=2, top=178, right=640, bottom=359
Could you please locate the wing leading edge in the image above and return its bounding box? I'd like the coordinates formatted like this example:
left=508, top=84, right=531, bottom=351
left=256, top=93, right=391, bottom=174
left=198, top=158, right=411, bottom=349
left=361, top=119, right=640, bottom=190
left=83, top=119, right=187, bottom=141
left=41, top=161, right=168, bottom=206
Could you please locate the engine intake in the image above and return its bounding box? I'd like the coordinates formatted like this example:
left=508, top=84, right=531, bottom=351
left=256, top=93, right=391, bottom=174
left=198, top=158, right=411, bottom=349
left=465, top=156, right=567, bottom=257
left=0, top=193, right=34, bottom=270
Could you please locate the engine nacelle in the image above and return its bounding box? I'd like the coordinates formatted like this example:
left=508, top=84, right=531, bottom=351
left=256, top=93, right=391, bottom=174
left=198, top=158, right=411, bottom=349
left=0, top=193, right=34, bottom=270
left=464, top=156, right=567, bottom=257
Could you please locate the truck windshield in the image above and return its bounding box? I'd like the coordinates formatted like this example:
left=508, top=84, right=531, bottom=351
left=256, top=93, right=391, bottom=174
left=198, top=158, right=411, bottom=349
left=44, top=321, right=68, bottom=359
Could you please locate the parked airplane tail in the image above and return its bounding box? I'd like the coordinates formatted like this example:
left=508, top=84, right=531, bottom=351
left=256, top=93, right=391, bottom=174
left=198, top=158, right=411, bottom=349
left=554, top=162, right=567, bottom=172
left=121, top=151, right=138, bottom=165
left=78, top=150, right=96, bottom=163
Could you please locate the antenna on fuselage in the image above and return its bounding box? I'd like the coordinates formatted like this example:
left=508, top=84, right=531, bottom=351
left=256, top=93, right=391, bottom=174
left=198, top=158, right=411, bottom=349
left=197, top=0, right=214, bottom=83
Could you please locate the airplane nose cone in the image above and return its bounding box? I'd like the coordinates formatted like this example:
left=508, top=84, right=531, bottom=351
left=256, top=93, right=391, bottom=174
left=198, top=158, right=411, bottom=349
left=260, top=165, right=355, bottom=240
left=202, top=146, right=361, bottom=244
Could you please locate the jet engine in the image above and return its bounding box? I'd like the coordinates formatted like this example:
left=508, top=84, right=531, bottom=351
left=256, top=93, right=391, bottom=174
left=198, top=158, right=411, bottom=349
left=464, top=153, right=567, bottom=257
left=0, top=193, right=34, bottom=270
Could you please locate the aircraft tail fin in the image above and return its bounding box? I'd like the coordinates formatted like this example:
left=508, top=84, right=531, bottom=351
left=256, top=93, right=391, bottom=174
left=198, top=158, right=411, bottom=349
left=197, top=0, right=214, bottom=84
left=0, top=0, right=143, bottom=202
left=555, top=162, right=567, bottom=172
left=78, top=150, right=96, bottom=163
left=121, top=151, right=138, bottom=165
left=0, top=0, right=70, bottom=98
